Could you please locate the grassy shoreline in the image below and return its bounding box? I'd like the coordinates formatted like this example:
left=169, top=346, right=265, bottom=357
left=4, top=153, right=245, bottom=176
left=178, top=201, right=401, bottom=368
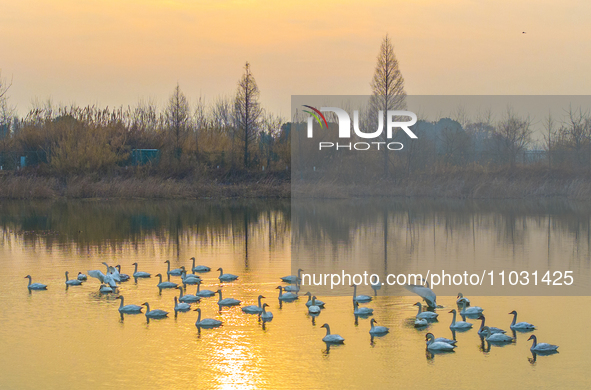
left=2, top=168, right=591, bottom=200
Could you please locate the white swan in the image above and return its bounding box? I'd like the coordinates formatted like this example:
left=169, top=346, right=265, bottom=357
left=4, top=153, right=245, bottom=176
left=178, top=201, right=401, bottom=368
left=102, top=262, right=121, bottom=282
left=115, top=265, right=130, bottom=282
left=456, top=292, right=470, bottom=305
left=351, top=284, right=372, bottom=303
left=77, top=272, right=87, bottom=281
left=194, top=308, right=222, bottom=328
left=280, top=268, right=303, bottom=284
left=449, top=309, right=473, bottom=330
left=155, top=273, right=178, bottom=289
left=260, top=303, right=273, bottom=320
left=414, top=302, right=438, bottom=320
left=242, top=295, right=265, bottom=314
left=194, top=281, right=216, bottom=298
left=482, top=326, right=513, bottom=342
left=354, top=301, right=373, bottom=316
left=143, top=302, right=168, bottom=318
left=425, top=333, right=455, bottom=351
left=308, top=296, right=322, bottom=315
left=115, top=296, right=142, bottom=314
left=528, top=335, right=558, bottom=352
left=415, top=317, right=428, bottom=327
left=460, top=300, right=483, bottom=315
left=217, top=268, right=239, bottom=282
left=321, top=323, right=345, bottom=344
left=99, top=284, right=113, bottom=293
left=24, top=275, right=47, bottom=290
left=65, top=271, right=83, bottom=286
left=164, top=260, right=183, bottom=276
left=284, top=283, right=300, bottom=293
left=477, top=315, right=506, bottom=335
left=131, top=262, right=151, bottom=278
left=304, top=292, right=325, bottom=307
left=431, top=336, right=457, bottom=345
left=190, top=257, right=211, bottom=273
left=87, top=267, right=117, bottom=288
left=509, top=310, right=535, bottom=331
left=404, top=279, right=436, bottom=308
left=216, top=289, right=241, bottom=306
left=177, top=286, right=201, bottom=303
left=174, top=296, right=191, bottom=312
left=369, top=319, right=389, bottom=335
left=181, top=270, right=201, bottom=285
left=276, top=286, right=298, bottom=301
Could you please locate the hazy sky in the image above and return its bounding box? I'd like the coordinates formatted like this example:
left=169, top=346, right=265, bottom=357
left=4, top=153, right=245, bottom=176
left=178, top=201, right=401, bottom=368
left=1, top=0, right=590, bottom=117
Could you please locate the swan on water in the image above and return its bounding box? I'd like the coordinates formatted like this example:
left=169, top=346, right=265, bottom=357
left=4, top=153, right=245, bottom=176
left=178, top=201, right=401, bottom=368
left=217, top=268, right=239, bottom=282
left=321, top=323, right=345, bottom=344
left=304, top=292, right=325, bottom=308
left=216, top=289, right=241, bottom=306
left=102, top=262, right=121, bottom=282
left=369, top=319, right=389, bottom=335
left=477, top=315, right=506, bottom=335
left=115, top=296, right=143, bottom=314
left=181, top=270, right=201, bottom=285
left=481, top=326, right=513, bottom=342
left=351, top=284, right=372, bottom=303
left=115, top=265, right=130, bottom=282
left=131, top=262, right=151, bottom=278
left=174, top=296, right=191, bottom=312
left=190, top=257, right=211, bottom=273
left=99, top=284, right=113, bottom=293
left=164, top=260, right=183, bottom=277
left=528, top=335, right=558, bottom=352
left=65, top=271, right=83, bottom=286
left=308, top=296, right=322, bottom=315
left=414, top=302, right=438, bottom=320
left=284, top=282, right=300, bottom=293
left=431, top=336, right=457, bottom=345
left=460, top=300, right=483, bottom=315
left=87, top=267, right=118, bottom=288
left=143, top=302, right=169, bottom=319
left=425, top=333, right=455, bottom=351
left=260, top=303, right=273, bottom=321
left=456, top=293, right=470, bottom=305
left=177, top=286, right=201, bottom=303
left=449, top=309, right=473, bottom=330
left=194, top=308, right=222, bottom=328
left=194, top=281, right=216, bottom=297
left=280, top=268, right=303, bottom=284
left=404, top=279, right=436, bottom=308
left=509, top=310, right=535, bottom=331
left=24, top=275, right=47, bottom=290
left=155, top=273, right=178, bottom=289
left=77, top=272, right=87, bottom=281
left=242, top=295, right=266, bottom=314
left=276, top=286, right=298, bottom=301
left=354, top=301, right=373, bottom=316
left=415, top=317, right=428, bottom=327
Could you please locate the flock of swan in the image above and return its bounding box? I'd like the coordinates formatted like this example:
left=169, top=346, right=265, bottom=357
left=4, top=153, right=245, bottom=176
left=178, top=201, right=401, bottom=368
left=24, top=262, right=559, bottom=358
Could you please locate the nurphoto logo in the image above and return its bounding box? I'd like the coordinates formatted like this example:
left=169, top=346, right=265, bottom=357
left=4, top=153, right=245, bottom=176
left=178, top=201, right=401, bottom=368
left=304, top=105, right=418, bottom=151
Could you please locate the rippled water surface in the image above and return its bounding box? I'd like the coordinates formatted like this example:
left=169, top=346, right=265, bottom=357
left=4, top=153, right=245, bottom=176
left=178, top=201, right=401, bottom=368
left=0, top=200, right=589, bottom=389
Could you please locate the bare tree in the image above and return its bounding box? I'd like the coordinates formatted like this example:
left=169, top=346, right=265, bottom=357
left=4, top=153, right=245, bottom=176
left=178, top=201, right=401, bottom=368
left=542, top=111, right=556, bottom=169
left=165, top=83, right=191, bottom=160
left=369, top=34, right=406, bottom=178
left=234, top=62, right=262, bottom=169
left=493, top=107, right=532, bottom=168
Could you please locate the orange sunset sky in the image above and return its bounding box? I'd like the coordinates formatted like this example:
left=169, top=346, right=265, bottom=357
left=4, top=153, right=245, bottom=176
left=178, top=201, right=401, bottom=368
left=1, top=0, right=590, bottom=117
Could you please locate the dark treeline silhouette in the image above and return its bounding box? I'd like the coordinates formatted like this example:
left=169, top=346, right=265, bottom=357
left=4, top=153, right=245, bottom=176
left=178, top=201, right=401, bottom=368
left=0, top=63, right=290, bottom=177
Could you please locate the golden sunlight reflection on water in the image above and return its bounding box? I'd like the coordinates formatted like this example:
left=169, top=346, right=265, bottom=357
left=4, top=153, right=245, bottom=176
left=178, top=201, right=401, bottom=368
left=1, top=201, right=590, bottom=389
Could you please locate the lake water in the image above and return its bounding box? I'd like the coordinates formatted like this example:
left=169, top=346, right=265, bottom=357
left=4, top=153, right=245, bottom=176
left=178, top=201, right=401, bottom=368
left=0, top=200, right=589, bottom=389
